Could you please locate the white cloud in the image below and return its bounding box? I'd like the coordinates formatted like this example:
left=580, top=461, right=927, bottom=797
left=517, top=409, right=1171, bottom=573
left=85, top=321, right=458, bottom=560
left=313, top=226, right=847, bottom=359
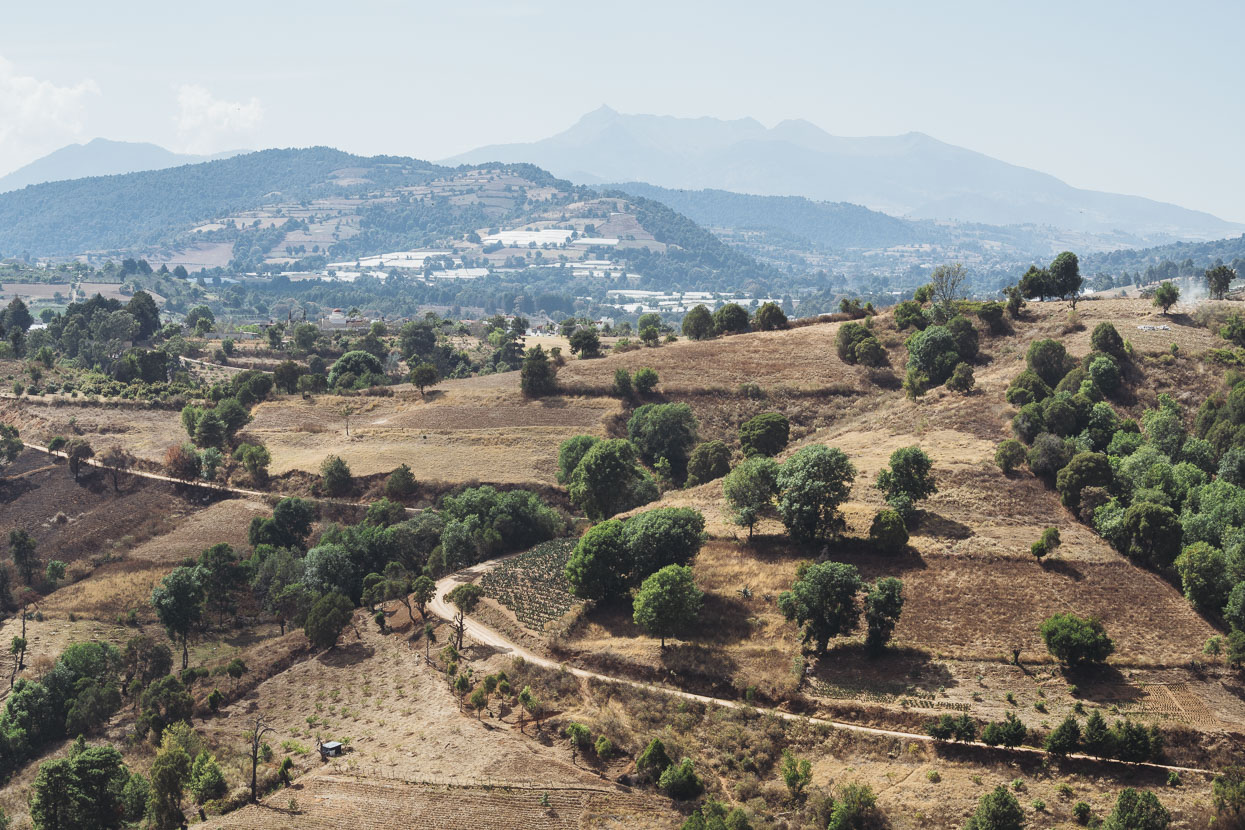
left=0, top=54, right=99, bottom=171
left=175, top=84, right=263, bottom=154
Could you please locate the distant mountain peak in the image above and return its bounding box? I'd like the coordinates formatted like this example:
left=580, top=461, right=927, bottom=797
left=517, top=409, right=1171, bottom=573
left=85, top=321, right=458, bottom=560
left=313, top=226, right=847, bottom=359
left=0, top=139, right=246, bottom=193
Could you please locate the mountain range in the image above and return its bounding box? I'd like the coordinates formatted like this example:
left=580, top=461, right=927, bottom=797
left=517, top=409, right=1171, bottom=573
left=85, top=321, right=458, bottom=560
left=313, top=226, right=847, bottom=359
left=447, top=106, right=1241, bottom=242
left=0, top=139, right=244, bottom=193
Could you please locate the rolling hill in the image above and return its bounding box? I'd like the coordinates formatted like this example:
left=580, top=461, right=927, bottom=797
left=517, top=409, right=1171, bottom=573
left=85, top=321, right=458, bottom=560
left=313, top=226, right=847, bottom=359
left=0, top=138, right=243, bottom=193
left=448, top=106, right=1242, bottom=241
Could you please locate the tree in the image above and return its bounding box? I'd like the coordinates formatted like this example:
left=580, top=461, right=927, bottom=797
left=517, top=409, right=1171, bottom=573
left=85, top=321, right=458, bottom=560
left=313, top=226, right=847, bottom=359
left=188, top=751, right=226, bottom=804
left=44, top=560, right=66, bottom=589
left=1040, top=613, right=1114, bottom=669
left=622, top=507, right=706, bottom=579
left=447, top=583, right=483, bottom=650
left=776, top=445, right=856, bottom=543
left=929, top=263, right=968, bottom=310
left=685, top=440, right=731, bottom=487
left=754, top=302, right=788, bottom=330
left=138, top=676, right=193, bottom=742
left=636, top=737, right=672, bottom=782
left=722, top=456, right=779, bottom=539
left=627, top=402, right=699, bottom=480
left=320, top=454, right=352, bottom=496
left=864, top=577, right=904, bottom=654
left=1056, top=452, right=1112, bottom=510
left=905, top=325, right=960, bottom=384
left=1120, top=501, right=1182, bottom=568
left=557, top=435, right=599, bottom=484
left=827, top=782, right=878, bottom=830
left=779, top=749, right=812, bottom=801
left=198, top=543, right=243, bottom=625
left=1213, top=766, right=1245, bottom=826
left=632, top=565, right=703, bottom=648
left=64, top=438, right=93, bottom=482
left=875, top=446, right=937, bottom=509
left=328, top=350, right=383, bottom=388
left=568, top=327, right=601, bottom=358
left=273, top=359, right=302, bottom=394
left=225, top=658, right=247, bottom=694
left=1175, top=542, right=1229, bottom=613
left=1048, top=251, right=1084, bottom=304
left=739, top=412, right=790, bottom=458
left=1031, top=527, right=1061, bottom=560
left=0, top=424, right=21, bottom=475
left=682, top=305, right=714, bottom=340
left=9, top=529, right=37, bottom=586
left=868, top=509, right=908, bottom=553
left=567, top=439, right=658, bottom=520
left=520, top=345, right=556, bottom=397
left=1026, top=339, right=1070, bottom=387
left=1044, top=714, right=1081, bottom=756
left=565, top=520, right=628, bottom=602
left=385, top=463, right=417, bottom=499
left=995, top=440, right=1026, bottom=474
left=408, top=362, right=439, bottom=396
left=1153, top=281, right=1179, bottom=315
left=660, top=758, right=704, bottom=800
left=612, top=367, right=633, bottom=397
left=163, top=443, right=200, bottom=482
left=965, top=786, right=1025, bottom=830
left=246, top=714, right=276, bottom=803
left=148, top=732, right=191, bottom=829
left=1091, top=322, right=1127, bottom=358
left=713, top=303, right=750, bottom=335
left=946, top=362, right=975, bottom=393
left=411, top=575, right=436, bottom=620
left=304, top=592, right=354, bottom=650
left=1103, top=789, right=1170, bottom=830
left=778, top=561, right=863, bottom=654
left=97, top=445, right=135, bottom=493
left=30, top=743, right=130, bottom=830
left=151, top=567, right=203, bottom=670
left=1207, top=264, right=1236, bottom=300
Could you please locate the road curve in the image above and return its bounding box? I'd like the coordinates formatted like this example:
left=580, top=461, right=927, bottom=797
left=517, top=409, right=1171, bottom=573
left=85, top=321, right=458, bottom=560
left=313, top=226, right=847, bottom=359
left=430, top=558, right=1217, bottom=777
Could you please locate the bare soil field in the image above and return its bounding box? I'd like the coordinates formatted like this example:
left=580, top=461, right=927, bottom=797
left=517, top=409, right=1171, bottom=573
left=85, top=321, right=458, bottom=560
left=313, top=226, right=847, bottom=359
left=246, top=376, right=620, bottom=483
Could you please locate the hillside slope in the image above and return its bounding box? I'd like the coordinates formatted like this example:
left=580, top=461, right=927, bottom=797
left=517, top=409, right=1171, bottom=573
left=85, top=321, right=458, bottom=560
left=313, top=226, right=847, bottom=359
left=0, top=138, right=242, bottom=193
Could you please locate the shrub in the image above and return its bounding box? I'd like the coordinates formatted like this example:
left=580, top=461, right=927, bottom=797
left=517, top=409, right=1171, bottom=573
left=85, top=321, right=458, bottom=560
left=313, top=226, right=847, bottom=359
left=946, top=315, right=979, bottom=361
left=739, top=412, right=790, bottom=457
left=1088, top=354, right=1121, bottom=395
left=320, top=454, right=352, bottom=496
left=977, top=301, right=1006, bottom=333
left=1027, top=338, right=1072, bottom=387
left=965, top=786, right=1025, bottom=830
left=753, top=301, right=788, bottom=330
left=1044, top=715, right=1081, bottom=756
left=836, top=322, right=873, bottom=364
left=1092, top=322, right=1127, bottom=357
left=636, top=738, right=672, bottom=782
left=385, top=464, right=417, bottom=499
left=894, top=300, right=926, bottom=331
left=633, top=367, right=659, bottom=395
left=685, top=441, right=732, bottom=487
left=827, top=783, right=878, bottom=830
left=628, top=403, right=699, bottom=480
left=1006, top=369, right=1052, bottom=406
left=1056, top=452, right=1112, bottom=509
left=1040, top=613, right=1114, bottom=668
left=995, top=439, right=1026, bottom=474
left=682, top=305, right=714, bottom=340
left=1027, top=433, right=1073, bottom=479
left=520, top=345, right=557, bottom=397
left=946, top=362, right=975, bottom=393
left=876, top=446, right=937, bottom=504
left=612, top=368, right=633, bottom=397
left=1104, top=788, right=1170, bottom=830
left=868, top=509, right=908, bottom=553
left=905, top=325, right=960, bottom=384
left=1012, top=403, right=1046, bottom=444
left=903, top=368, right=928, bottom=399
left=659, top=758, right=704, bottom=800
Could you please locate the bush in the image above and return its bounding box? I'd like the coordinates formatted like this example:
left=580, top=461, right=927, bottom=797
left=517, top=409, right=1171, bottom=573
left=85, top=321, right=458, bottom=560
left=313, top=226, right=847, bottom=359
left=1074, top=801, right=1092, bottom=824
left=1044, top=715, right=1081, bottom=756
left=868, top=509, right=908, bottom=553
left=835, top=322, right=875, bottom=364
left=612, top=368, right=633, bottom=397
left=385, top=463, right=417, bottom=499
left=628, top=402, right=699, bottom=480
left=753, top=301, right=788, bottom=330
left=946, top=315, right=979, bottom=362
left=1088, top=354, right=1121, bottom=395
left=659, top=758, right=704, bottom=800
left=1027, top=338, right=1071, bottom=387
left=328, top=350, right=383, bottom=389
left=965, top=786, right=1025, bottom=830
left=894, top=300, right=926, bottom=330
left=1027, top=433, right=1073, bottom=478
left=903, top=368, right=929, bottom=399
left=977, top=301, right=1006, bottom=333
left=1056, top=452, right=1112, bottom=509
left=739, top=412, right=790, bottom=458
left=1120, top=501, right=1182, bottom=568
left=1092, top=322, right=1127, bottom=358
left=1040, top=613, right=1114, bottom=668
left=713, top=303, right=751, bottom=335
left=1104, top=788, right=1170, bottom=830
left=995, top=440, right=1026, bottom=474
left=686, top=441, right=732, bottom=487
left=557, top=435, right=599, bottom=484
left=1006, top=369, right=1052, bottom=406
left=905, top=325, right=960, bottom=384
left=946, top=362, right=975, bottom=393
left=636, top=738, right=672, bottom=782
left=320, top=454, right=352, bottom=496
left=633, top=367, right=658, bottom=395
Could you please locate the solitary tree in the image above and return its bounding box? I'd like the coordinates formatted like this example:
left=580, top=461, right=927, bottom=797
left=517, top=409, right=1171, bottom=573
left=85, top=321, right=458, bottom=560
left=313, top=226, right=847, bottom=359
left=681, top=305, right=714, bottom=340
left=64, top=438, right=94, bottom=482
left=778, top=561, right=863, bottom=655
left=632, top=565, right=704, bottom=648
left=9, top=529, right=37, bottom=586
left=1153, top=281, right=1180, bottom=315
left=520, top=345, right=556, bottom=397
left=320, top=455, right=352, bottom=497
left=739, top=412, right=790, bottom=458
left=1040, top=613, right=1114, bottom=669
left=408, top=362, right=439, bottom=397
left=98, top=445, right=135, bottom=492
left=929, top=262, right=968, bottom=310
left=447, top=583, right=484, bottom=650
left=875, top=446, right=937, bottom=510
left=247, top=714, right=277, bottom=803
left=965, top=786, right=1025, bottom=830
left=1104, top=788, right=1170, bottom=830
left=0, top=423, right=21, bottom=475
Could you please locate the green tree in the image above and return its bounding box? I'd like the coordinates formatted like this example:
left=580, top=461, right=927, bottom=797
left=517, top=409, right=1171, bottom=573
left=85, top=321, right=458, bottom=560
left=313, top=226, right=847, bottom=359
left=905, top=325, right=960, bottom=384
left=1153, top=282, right=1179, bottom=315
left=64, top=438, right=93, bottom=482
left=30, top=743, right=130, bottom=830
left=9, top=529, right=37, bottom=586
left=1207, top=264, right=1236, bottom=300
left=946, top=362, right=975, bottom=393
left=686, top=440, right=731, bottom=487
left=1103, top=789, right=1170, bottom=830
left=568, top=327, right=601, bottom=358
left=385, top=463, right=417, bottom=499
left=557, top=435, right=599, bottom=484
left=722, top=456, right=779, bottom=539
left=408, top=362, right=439, bottom=396
left=1120, top=501, right=1182, bottom=568
left=754, top=302, right=788, bottom=331
left=328, top=350, right=383, bottom=388
left=1040, top=613, right=1114, bottom=669
left=304, top=592, right=354, bottom=651
left=827, top=782, right=879, bottom=830
left=612, top=367, right=633, bottom=397
left=776, top=445, right=856, bottom=543
left=1056, top=452, right=1112, bottom=510
left=565, top=520, right=628, bottom=602
left=188, top=751, right=226, bottom=804
left=995, top=439, right=1026, bottom=474
left=1213, top=766, right=1245, bottom=827
left=151, top=567, right=203, bottom=670
left=864, top=577, right=904, bottom=654
left=636, top=737, right=671, bottom=782
left=739, top=412, right=790, bottom=458
left=778, top=561, right=863, bottom=654
left=138, top=676, right=193, bottom=742
left=1175, top=542, right=1229, bottom=613
left=875, top=446, right=937, bottom=509
left=965, top=786, right=1025, bottom=830
left=148, top=732, right=191, bottom=829
left=627, top=402, right=699, bottom=480
left=1026, top=339, right=1070, bottom=387
left=713, top=303, right=751, bottom=335
left=1044, top=715, right=1081, bottom=757
left=0, top=424, right=22, bottom=475
left=779, top=749, right=811, bottom=801
left=632, top=565, right=704, bottom=648
left=567, top=439, right=658, bottom=520
left=1091, top=322, right=1127, bottom=358
left=447, top=583, right=484, bottom=650
left=1048, top=251, right=1084, bottom=304
left=659, top=758, right=704, bottom=800
left=633, top=367, right=659, bottom=395
left=682, top=305, right=714, bottom=340
left=868, top=509, right=908, bottom=553
left=520, top=345, right=556, bottom=397
left=320, top=454, right=352, bottom=496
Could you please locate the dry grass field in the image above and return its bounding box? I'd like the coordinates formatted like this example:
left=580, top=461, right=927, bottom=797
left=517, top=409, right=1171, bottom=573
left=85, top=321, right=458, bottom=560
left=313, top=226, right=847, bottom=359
left=246, top=374, right=621, bottom=483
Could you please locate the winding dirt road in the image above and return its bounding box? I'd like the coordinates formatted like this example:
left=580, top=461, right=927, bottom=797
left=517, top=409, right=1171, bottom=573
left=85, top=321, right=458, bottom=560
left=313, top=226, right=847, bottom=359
left=430, top=558, right=1217, bottom=777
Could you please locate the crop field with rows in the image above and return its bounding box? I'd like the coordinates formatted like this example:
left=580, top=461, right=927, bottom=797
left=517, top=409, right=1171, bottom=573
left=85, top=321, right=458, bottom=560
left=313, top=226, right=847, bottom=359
left=481, top=539, right=581, bottom=632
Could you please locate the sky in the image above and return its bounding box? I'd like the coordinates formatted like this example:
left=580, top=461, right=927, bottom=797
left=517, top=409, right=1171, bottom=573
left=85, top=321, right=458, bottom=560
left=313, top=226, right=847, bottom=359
left=2, top=0, right=1243, bottom=219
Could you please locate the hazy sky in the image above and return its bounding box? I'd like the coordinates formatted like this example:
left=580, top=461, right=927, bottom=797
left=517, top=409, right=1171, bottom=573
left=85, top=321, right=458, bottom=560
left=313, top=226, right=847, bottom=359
left=3, top=0, right=1243, bottom=220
